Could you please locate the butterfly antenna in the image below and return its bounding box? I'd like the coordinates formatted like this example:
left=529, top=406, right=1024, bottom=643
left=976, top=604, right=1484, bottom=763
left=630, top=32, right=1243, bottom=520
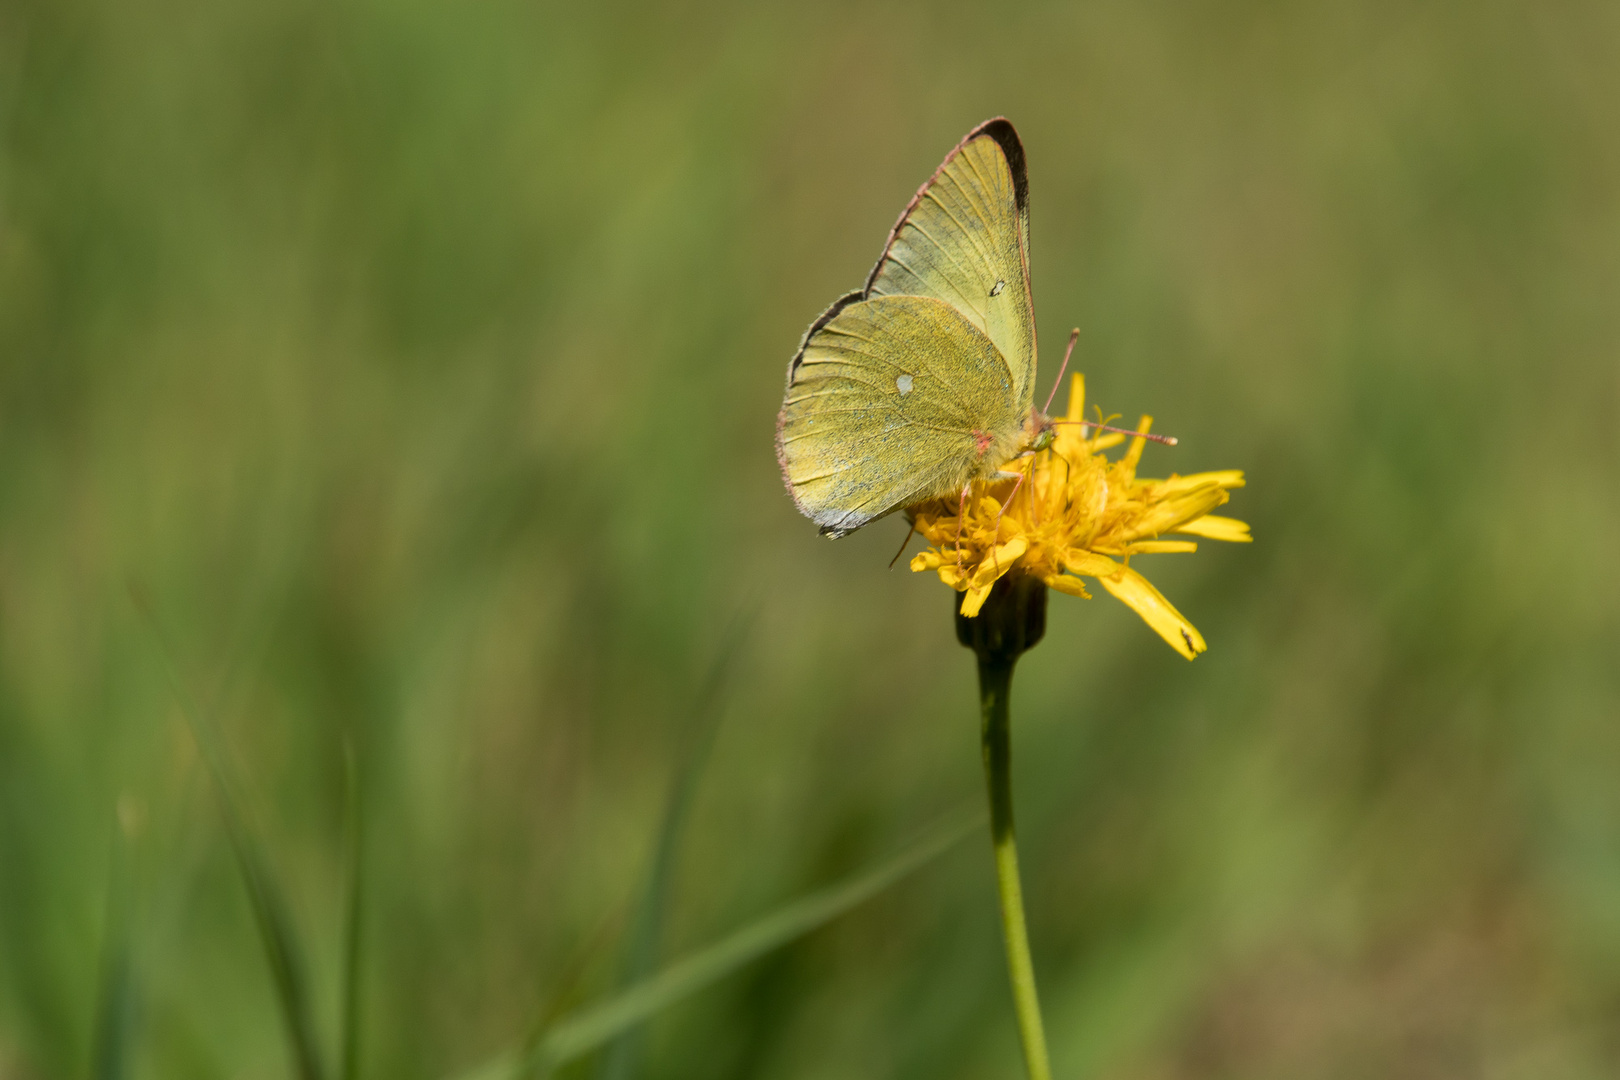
left=1053, top=420, right=1178, bottom=446
left=1041, top=328, right=1080, bottom=416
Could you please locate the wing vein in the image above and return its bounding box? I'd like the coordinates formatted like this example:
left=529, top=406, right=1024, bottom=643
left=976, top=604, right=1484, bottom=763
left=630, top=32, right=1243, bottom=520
left=959, top=149, right=1006, bottom=236
left=920, top=188, right=1000, bottom=291
left=893, top=224, right=984, bottom=316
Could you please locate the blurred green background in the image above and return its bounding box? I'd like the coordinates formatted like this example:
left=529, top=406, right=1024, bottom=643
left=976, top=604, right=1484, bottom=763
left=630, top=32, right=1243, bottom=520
left=3, top=0, right=1619, bottom=1077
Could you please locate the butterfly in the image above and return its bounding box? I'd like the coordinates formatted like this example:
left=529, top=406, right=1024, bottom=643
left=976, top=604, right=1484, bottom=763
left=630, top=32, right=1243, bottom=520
left=774, top=118, right=1056, bottom=539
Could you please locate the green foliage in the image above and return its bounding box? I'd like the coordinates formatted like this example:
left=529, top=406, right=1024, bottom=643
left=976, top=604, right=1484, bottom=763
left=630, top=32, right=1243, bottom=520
left=465, top=807, right=980, bottom=1080
left=139, top=598, right=329, bottom=1080
left=2, top=0, right=1619, bottom=1077
left=592, top=614, right=746, bottom=1080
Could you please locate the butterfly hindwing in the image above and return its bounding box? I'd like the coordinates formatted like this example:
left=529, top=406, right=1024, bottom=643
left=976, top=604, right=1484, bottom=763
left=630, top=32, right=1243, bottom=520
left=776, top=294, right=1026, bottom=537
left=865, top=118, right=1036, bottom=412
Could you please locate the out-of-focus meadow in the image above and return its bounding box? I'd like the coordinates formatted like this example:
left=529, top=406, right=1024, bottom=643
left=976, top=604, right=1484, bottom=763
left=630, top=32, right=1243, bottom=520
left=3, top=1, right=1619, bottom=1077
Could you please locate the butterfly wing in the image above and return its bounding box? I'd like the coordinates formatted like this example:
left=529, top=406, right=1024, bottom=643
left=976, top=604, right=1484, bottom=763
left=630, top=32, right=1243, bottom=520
left=865, top=118, right=1037, bottom=412
left=776, top=294, right=1025, bottom=538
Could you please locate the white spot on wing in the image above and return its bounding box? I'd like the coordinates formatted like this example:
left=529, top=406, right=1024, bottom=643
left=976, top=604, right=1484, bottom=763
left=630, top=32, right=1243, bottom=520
left=990, top=279, right=1006, bottom=297
left=896, top=374, right=913, bottom=395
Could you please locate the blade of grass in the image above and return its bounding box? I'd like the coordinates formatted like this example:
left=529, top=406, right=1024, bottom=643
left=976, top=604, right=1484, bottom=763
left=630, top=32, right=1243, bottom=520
left=451, top=803, right=983, bottom=1080
left=339, top=740, right=364, bottom=1080
left=193, top=720, right=330, bottom=1080
left=514, top=903, right=632, bottom=1068
left=592, top=614, right=750, bottom=1080
left=92, top=812, right=140, bottom=1080
left=131, top=587, right=329, bottom=1080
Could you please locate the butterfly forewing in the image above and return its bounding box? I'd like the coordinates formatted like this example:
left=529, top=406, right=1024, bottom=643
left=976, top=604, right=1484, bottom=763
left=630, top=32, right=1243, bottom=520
left=866, top=119, right=1036, bottom=412
left=777, top=294, right=1025, bottom=538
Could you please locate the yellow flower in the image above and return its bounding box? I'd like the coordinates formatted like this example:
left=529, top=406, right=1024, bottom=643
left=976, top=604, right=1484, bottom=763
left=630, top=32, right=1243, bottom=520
left=908, top=373, right=1250, bottom=659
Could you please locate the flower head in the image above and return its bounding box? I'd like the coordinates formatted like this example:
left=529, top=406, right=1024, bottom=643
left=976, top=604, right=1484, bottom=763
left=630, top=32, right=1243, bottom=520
left=908, top=373, right=1250, bottom=659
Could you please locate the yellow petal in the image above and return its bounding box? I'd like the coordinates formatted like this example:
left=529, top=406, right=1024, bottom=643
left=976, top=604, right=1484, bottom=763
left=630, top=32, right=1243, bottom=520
left=1122, top=415, right=1153, bottom=473
left=1127, top=540, right=1198, bottom=554
left=1098, top=566, right=1207, bottom=659
left=909, top=511, right=957, bottom=546
left=958, top=581, right=995, bottom=617
left=1042, top=572, right=1092, bottom=599
left=1122, top=484, right=1229, bottom=540
left=1088, top=432, right=1126, bottom=451
left=909, top=550, right=944, bottom=571
left=1052, top=428, right=1087, bottom=459
left=1063, top=550, right=1121, bottom=578
left=1064, top=372, right=1086, bottom=422
left=967, top=535, right=1028, bottom=590
left=994, top=513, right=1026, bottom=544
left=1155, top=470, right=1245, bottom=495
left=1174, top=514, right=1252, bottom=542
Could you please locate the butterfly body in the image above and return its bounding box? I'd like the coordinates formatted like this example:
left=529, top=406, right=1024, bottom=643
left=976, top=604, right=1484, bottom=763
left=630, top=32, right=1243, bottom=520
left=776, top=119, right=1047, bottom=538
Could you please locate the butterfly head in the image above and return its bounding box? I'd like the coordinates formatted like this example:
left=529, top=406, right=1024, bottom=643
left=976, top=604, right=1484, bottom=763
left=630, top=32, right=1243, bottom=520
left=1024, top=409, right=1057, bottom=454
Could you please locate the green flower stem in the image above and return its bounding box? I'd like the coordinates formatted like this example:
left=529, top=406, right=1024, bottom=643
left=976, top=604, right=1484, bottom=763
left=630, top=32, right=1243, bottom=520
left=956, top=574, right=1052, bottom=1080
left=978, top=653, right=1053, bottom=1080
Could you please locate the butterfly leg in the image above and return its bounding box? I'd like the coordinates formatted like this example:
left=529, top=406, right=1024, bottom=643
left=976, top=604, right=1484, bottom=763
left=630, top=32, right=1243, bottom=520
left=990, top=451, right=1037, bottom=531
left=1005, top=449, right=1042, bottom=527
left=955, top=483, right=972, bottom=574
left=987, top=466, right=1028, bottom=575
left=888, top=521, right=917, bottom=570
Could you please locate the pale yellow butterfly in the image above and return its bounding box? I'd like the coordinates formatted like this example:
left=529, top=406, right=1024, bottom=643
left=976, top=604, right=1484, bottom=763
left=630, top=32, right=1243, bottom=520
left=775, top=118, right=1056, bottom=539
